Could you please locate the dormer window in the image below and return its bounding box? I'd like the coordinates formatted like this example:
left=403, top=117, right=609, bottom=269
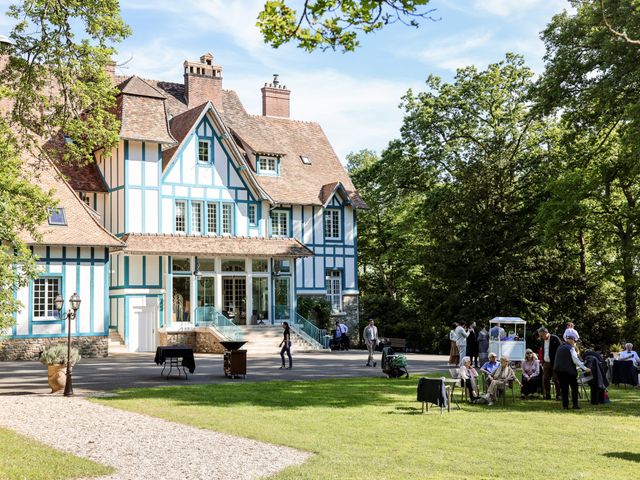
left=257, top=156, right=278, bottom=175
left=47, top=208, right=67, bottom=226
left=198, top=139, right=210, bottom=163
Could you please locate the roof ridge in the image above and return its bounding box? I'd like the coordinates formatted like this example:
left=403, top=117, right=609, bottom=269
left=246, top=113, right=319, bottom=126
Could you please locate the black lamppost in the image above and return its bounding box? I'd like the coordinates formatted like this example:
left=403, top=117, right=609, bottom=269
left=54, top=292, right=81, bottom=397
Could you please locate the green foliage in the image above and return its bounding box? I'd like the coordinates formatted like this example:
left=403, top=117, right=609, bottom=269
left=0, top=0, right=129, bottom=330
left=257, top=0, right=435, bottom=52
left=39, top=344, right=80, bottom=365
left=296, top=295, right=332, bottom=330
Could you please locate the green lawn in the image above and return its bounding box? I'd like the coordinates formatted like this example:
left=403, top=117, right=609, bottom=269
left=94, top=377, right=640, bottom=480
left=0, top=427, right=113, bottom=480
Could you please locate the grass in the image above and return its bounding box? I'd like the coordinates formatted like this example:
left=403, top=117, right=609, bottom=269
left=94, top=376, right=640, bottom=480
left=0, top=427, right=113, bottom=480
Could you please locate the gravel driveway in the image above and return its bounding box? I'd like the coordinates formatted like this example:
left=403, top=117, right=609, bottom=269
left=0, top=394, right=310, bottom=480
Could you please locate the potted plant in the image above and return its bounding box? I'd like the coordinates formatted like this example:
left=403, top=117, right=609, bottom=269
left=39, top=345, right=80, bottom=393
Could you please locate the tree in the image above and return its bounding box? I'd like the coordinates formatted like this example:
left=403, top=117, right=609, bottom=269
left=257, top=0, right=436, bottom=52
left=536, top=0, right=640, bottom=343
left=0, top=0, right=129, bottom=330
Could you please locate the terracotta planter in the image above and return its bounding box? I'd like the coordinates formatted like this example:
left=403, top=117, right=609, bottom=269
left=47, top=364, right=67, bottom=393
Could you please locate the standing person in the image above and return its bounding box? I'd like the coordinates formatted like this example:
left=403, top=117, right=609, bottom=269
left=454, top=322, right=469, bottom=366
left=553, top=334, right=590, bottom=410
left=279, top=322, right=292, bottom=369
left=363, top=318, right=379, bottom=367
left=338, top=321, right=349, bottom=350
left=333, top=321, right=343, bottom=350
left=448, top=323, right=459, bottom=366
left=467, top=322, right=479, bottom=368
left=537, top=327, right=562, bottom=400
left=477, top=325, right=489, bottom=367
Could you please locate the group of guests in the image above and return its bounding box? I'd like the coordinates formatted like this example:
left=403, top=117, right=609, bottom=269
left=452, top=322, right=613, bottom=410
left=448, top=321, right=486, bottom=367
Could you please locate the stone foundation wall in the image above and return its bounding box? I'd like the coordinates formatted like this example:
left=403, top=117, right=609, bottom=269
left=158, top=329, right=225, bottom=354
left=330, top=294, right=360, bottom=346
left=0, top=336, right=108, bottom=361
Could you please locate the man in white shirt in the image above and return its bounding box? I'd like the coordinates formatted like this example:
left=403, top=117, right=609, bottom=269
left=454, top=323, right=469, bottom=366
left=619, top=343, right=640, bottom=367
left=363, top=318, right=379, bottom=367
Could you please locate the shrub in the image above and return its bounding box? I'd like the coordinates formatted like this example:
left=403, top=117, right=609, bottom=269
left=297, top=296, right=332, bottom=330
left=39, top=344, right=80, bottom=366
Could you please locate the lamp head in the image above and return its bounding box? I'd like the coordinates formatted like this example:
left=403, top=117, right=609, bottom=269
left=54, top=294, right=64, bottom=312
left=69, top=292, right=81, bottom=311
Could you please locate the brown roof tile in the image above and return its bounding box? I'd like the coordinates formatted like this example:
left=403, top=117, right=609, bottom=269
left=19, top=156, right=124, bottom=248
left=117, top=76, right=166, bottom=99
left=122, top=233, right=313, bottom=258
left=162, top=102, right=209, bottom=170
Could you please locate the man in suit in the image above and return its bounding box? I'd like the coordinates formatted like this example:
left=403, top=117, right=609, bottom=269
left=363, top=318, right=379, bottom=367
left=538, top=327, right=562, bottom=400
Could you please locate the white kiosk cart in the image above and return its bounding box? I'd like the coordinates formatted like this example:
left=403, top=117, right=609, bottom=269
left=489, top=317, right=526, bottom=362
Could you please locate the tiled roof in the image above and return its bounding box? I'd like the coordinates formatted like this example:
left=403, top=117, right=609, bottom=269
left=162, top=102, right=209, bottom=170
left=122, top=233, right=313, bottom=258
left=19, top=156, right=124, bottom=248
left=116, top=76, right=176, bottom=145
left=114, top=77, right=367, bottom=209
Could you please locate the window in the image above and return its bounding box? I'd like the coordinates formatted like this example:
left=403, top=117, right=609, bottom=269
left=191, top=202, right=202, bottom=234
left=252, top=259, right=268, bottom=272
left=271, top=211, right=288, bottom=237
left=324, top=209, right=340, bottom=239
left=198, top=140, right=210, bottom=163
left=47, top=208, right=67, bottom=226
left=258, top=156, right=277, bottom=175
left=175, top=201, right=186, bottom=233
left=32, top=277, right=60, bottom=318
left=197, top=257, right=216, bottom=272
left=221, top=259, right=245, bottom=272
left=273, top=259, right=290, bottom=274
left=248, top=205, right=257, bottom=225
left=80, top=193, right=92, bottom=207
left=172, top=257, right=191, bottom=273
left=326, top=270, right=342, bottom=313
left=300, top=155, right=311, bottom=165
left=207, top=203, right=218, bottom=235
left=221, top=203, right=233, bottom=235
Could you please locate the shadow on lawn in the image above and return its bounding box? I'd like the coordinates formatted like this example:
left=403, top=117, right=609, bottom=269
left=101, top=377, right=419, bottom=409
left=603, top=452, right=640, bottom=463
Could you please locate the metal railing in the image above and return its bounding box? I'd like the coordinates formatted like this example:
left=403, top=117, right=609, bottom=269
left=292, top=312, right=329, bottom=349
left=194, top=306, right=243, bottom=341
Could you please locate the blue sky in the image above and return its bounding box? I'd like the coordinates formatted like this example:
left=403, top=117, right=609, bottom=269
left=2, top=0, right=570, bottom=160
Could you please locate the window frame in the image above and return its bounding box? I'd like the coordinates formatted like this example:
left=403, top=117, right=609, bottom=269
left=47, top=207, right=67, bottom=226
left=325, top=270, right=343, bottom=313
left=32, top=276, right=62, bottom=320
left=175, top=200, right=187, bottom=233
left=221, top=203, right=234, bottom=235
left=257, top=156, right=278, bottom=176
left=324, top=208, right=341, bottom=240
left=191, top=201, right=203, bottom=234
left=270, top=210, right=289, bottom=238
left=206, top=202, right=218, bottom=236
left=248, top=204, right=257, bottom=226
left=198, top=139, right=211, bottom=164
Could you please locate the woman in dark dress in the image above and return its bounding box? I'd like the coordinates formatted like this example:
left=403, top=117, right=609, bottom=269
left=279, top=322, right=292, bottom=369
left=467, top=322, right=479, bottom=367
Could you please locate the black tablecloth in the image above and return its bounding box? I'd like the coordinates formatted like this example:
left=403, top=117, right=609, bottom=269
left=417, top=377, right=448, bottom=408
left=154, top=346, right=196, bottom=374
left=611, top=360, right=638, bottom=386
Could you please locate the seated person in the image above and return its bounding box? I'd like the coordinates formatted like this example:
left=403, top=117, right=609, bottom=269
left=619, top=343, right=640, bottom=368
left=520, top=349, right=541, bottom=398
left=483, top=355, right=521, bottom=406
left=458, top=356, right=479, bottom=401
left=489, top=326, right=506, bottom=338
left=480, top=353, right=500, bottom=390
left=562, top=322, right=580, bottom=342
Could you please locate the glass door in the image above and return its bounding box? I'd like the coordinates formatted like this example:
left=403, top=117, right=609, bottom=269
left=274, top=277, right=291, bottom=321
left=223, top=277, right=246, bottom=324
left=172, top=277, right=191, bottom=323
left=252, top=277, right=269, bottom=324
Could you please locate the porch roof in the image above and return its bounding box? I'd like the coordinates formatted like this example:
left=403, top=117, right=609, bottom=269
left=121, top=233, right=314, bottom=258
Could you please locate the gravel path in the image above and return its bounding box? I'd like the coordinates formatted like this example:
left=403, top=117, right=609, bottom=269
left=0, top=394, right=311, bottom=480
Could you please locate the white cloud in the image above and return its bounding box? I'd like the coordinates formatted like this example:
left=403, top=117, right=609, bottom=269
left=415, top=30, right=494, bottom=71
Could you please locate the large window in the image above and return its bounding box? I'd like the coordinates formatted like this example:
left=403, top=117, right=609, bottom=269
left=258, top=156, right=277, bottom=175
left=324, top=209, right=340, bottom=239
left=271, top=211, right=288, bottom=237
left=326, top=270, right=342, bottom=313
left=198, top=139, right=210, bottom=163
left=191, top=202, right=202, bottom=234
left=33, top=277, right=60, bottom=318
left=207, top=202, right=218, bottom=235
left=175, top=201, right=186, bottom=233
left=221, top=203, right=233, bottom=234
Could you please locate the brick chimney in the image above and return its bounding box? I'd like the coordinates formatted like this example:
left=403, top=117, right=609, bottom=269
left=184, top=53, right=223, bottom=111
left=261, top=74, right=290, bottom=118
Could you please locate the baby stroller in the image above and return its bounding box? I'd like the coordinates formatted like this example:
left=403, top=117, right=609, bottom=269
left=381, top=346, right=409, bottom=378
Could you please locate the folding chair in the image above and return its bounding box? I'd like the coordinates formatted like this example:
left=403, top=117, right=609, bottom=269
left=578, top=373, right=592, bottom=400
left=449, top=368, right=467, bottom=402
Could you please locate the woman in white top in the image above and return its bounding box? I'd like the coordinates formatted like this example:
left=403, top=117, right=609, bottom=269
left=458, top=356, right=479, bottom=402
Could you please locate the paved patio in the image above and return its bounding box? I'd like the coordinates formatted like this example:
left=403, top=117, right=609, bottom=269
left=0, top=350, right=449, bottom=395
